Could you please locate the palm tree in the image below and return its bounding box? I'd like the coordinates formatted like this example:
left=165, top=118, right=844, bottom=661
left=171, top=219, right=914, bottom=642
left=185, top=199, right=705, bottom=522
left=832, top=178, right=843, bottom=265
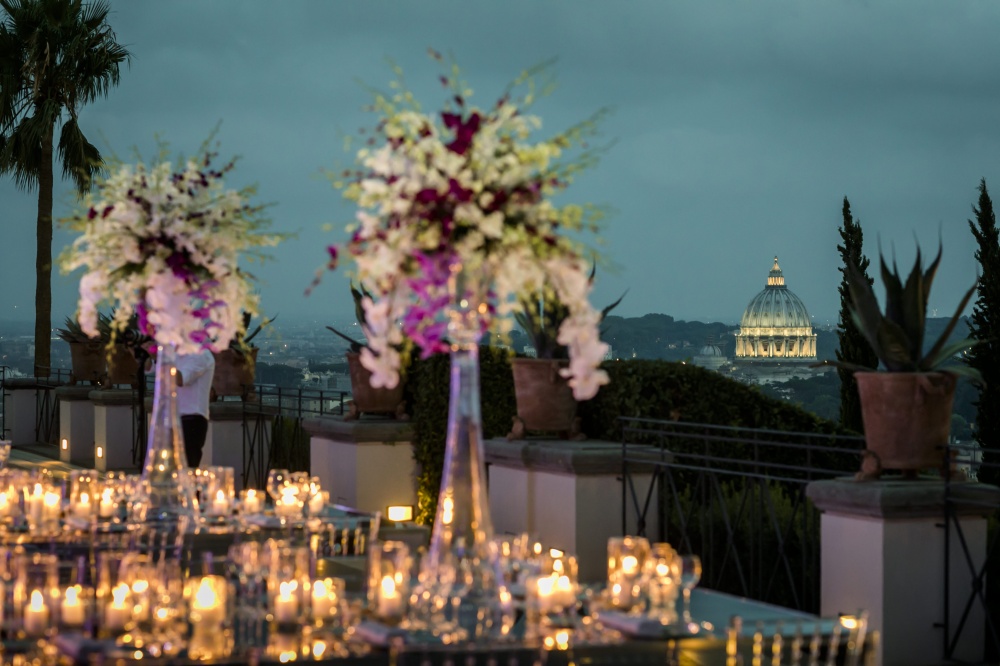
left=0, top=0, right=129, bottom=376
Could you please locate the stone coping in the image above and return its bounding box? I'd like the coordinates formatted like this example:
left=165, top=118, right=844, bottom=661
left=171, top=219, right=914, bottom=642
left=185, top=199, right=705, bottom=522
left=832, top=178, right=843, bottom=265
left=88, top=389, right=139, bottom=407
left=302, top=415, right=413, bottom=444
left=209, top=402, right=251, bottom=422
left=5, top=377, right=64, bottom=390
left=484, top=438, right=671, bottom=475
left=55, top=385, right=98, bottom=401
left=806, top=477, right=1000, bottom=519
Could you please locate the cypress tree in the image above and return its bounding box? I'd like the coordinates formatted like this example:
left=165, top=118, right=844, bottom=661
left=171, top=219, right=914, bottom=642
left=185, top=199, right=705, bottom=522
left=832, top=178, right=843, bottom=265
left=967, top=178, right=1000, bottom=483
left=835, top=197, right=878, bottom=433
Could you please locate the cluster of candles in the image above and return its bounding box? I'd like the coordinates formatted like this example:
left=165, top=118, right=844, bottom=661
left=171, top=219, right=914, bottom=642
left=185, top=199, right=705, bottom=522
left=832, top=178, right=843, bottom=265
left=606, top=536, right=702, bottom=624
left=0, top=466, right=332, bottom=535
left=0, top=538, right=352, bottom=658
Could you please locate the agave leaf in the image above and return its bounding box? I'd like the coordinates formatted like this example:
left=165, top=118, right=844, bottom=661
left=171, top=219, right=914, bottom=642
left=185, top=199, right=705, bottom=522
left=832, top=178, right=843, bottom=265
left=602, top=290, right=627, bottom=320
left=875, top=317, right=917, bottom=371
left=880, top=254, right=907, bottom=346
left=326, top=325, right=365, bottom=353
left=937, top=363, right=984, bottom=385
left=899, top=245, right=926, bottom=360
left=921, top=281, right=977, bottom=369
left=846, top=264, right=886, bottom=353
left=923, top=336, right=981, bottom=371
left=921, top=242, right=943, bottom=306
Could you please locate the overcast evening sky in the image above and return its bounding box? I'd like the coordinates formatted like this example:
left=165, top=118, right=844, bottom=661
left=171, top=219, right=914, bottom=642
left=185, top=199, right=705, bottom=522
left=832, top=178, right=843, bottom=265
left=1, top=0, right=996, bottom=329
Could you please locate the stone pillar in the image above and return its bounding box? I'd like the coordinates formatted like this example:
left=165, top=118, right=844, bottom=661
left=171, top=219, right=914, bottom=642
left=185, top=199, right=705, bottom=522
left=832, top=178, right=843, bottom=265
left=484, top=438, right=665, bottom=583
left=807, top=478, right=999, bottom=666
left=302, top=416, right=415, bottom=515
left=90, top=389, right=138, bottom=472
left=5, top=378, right=39, bottom=445
left=56, top=386, right=96, bottom=465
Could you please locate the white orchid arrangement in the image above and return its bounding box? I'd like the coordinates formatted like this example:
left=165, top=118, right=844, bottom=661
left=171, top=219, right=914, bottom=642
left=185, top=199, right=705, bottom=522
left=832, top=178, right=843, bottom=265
left=60, top=141, right=283, bottom=354
left=324, top=51, right=612, bottom=399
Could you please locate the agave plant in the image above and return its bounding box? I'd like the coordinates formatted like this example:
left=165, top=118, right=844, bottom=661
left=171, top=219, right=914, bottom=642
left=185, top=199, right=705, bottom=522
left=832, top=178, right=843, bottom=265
left=326, top=282, right=370, bottom=354
left=515, top=266, right=625, bottom=360
left=843, top=243, right=980, bottom=381
left=230, top=311, right=277, bottom=357
left=56, top=315, right=102, bottom=344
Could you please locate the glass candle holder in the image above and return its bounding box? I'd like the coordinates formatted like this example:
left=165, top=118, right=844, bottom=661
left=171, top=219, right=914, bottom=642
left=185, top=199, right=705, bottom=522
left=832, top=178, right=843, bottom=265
left=266, top=542, right=310, bottom=628
left=368, top=540, right=411, bottom=624
left=204, top=467, right=235, bottom=518
left=646, top=542, right=679, bottom=623
left=14, top=552, right=58, bottom=639
left=23, top=477, right=61, bottom=535
left=67, top=469, right=100, bottom=526
left=606, top=536, right=650, bottom=612
left=96, top=551, right=134, bottom=638
left=274, top=485, right=304, bottom=520
left=309, top=576, right=345, bottom=626
left=0, top=470, right=24, bottom=528
left=240, top=488, right=263, bottom=515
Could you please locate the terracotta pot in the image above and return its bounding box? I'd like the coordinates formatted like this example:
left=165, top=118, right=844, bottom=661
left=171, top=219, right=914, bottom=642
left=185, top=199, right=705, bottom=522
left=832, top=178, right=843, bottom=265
left=107, top=345, right=139, bottom=387
left=211, top=347, right=258, bottom=400
left=68, top=341, right=107, bottom=386
left=346, top=352, right=407, bottom=419
left=509, top=357, right=581, bottom=439
left=855, top=371, right=957, bottom=474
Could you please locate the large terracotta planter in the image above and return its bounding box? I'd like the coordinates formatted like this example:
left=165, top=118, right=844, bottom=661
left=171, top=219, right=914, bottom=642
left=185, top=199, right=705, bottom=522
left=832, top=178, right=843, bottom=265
left=67, top=341, right=107, bottom=386
left=211, top=348, right=258, bottom=401
left=855, top=371, right=957, bottom=477
left=346, top=352, right=407, bottom=420
left=106, top=345, right=139, bottom=387
left=508, top=357, right=583, bottom=440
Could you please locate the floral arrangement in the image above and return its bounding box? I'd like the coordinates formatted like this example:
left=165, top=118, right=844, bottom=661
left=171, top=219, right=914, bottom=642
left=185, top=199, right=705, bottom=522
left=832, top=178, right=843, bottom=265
left=60, top=141, right=283, bottom=354
left=325, top=51, right=612, bottom=399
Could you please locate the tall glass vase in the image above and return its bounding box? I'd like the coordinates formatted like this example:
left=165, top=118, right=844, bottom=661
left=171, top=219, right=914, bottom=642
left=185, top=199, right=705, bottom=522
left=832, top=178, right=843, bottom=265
left=130, top=344, right=199, bottom=537
left=416, top=266, right=512, bottom=640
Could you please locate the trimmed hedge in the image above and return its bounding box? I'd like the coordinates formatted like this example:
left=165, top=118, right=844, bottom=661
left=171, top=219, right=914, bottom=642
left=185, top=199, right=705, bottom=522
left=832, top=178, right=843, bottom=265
left=408, top=355, right=846, bottom=526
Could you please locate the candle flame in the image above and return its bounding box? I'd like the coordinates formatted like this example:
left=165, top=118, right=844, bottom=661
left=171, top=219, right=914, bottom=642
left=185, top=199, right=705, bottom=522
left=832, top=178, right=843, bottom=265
left=312, top=579, right=328, bottom=599
left=111, top=583, right=129, bottom=606
left=621, top=555, right=638, bottom=575
left=278, top=581, right=296, bottom=600
left=380, top=575, right=396, bottom=596
left=193, top=577, right=219, bottom=609
left=29, top=589, right=45, bottom=611
left=65, top=585, right=80, bottom=605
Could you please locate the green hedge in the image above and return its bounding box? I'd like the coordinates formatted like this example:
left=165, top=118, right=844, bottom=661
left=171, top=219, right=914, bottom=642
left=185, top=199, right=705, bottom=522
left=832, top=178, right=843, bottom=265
left=407, top=355, right=846, bottom=526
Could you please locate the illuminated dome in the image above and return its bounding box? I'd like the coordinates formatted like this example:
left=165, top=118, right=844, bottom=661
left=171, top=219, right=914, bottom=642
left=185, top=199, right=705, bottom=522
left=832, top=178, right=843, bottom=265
left=735, top=257, right=817, bottom=362
left=693, top=342, right=727, bottom=371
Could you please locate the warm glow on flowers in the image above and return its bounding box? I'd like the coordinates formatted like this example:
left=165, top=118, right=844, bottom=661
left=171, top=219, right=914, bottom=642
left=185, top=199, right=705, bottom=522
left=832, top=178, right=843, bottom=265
left=60, top=139, right=283, bottom=354
left=325, top=51, right=611, bottom=399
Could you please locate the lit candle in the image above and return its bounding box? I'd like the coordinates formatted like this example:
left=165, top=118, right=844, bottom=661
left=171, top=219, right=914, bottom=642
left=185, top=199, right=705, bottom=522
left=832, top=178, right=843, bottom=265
left=553, top=574, right=575, bottom=609
left=73, top=492, right=92, bottom=520
left=273, top=581, right=299, bottom=623
left=377, top=575, right=402, bottom=618
left=23, top=589, right=49, bottom=635
left=0, top=490, right=10, bottom=517
left=43, top=489, right=61, bottom=521
left=98, top=488, right=115, bottom=519
left=104, top=582, right=131, bottom=631
left=275, top=489, right=299, bottom=518
left=27, top=484, right=43, bottom=525
left=191, top=577, right=225, bottom=626
left=310, top=579, right=334, bottom=619
left=210, top=490, right=229, bottom=517
left=534, top=574, right=555, bottom=614
left=242, top=489, right=261, bottom=514
left=61, top=585, right=85, bottom=627
left=621, top=555, right=639, bottom=576
left=308, top=490, right=326, bottom=515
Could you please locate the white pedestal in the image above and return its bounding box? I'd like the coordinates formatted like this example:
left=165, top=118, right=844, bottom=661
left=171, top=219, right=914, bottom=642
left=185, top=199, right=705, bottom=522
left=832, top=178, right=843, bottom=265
left=807, top=478, right=998, bottom=666
left=205, top=402, right=245, bottom=487
left=303, top=416, right=415, bottom=514
left=485, top=439, right=661, bottom=583
left=5, top=379, right=41, bottom=446
left=56, top=386, right=95, bottom=464
left=91, top=389, right=137, bottom=472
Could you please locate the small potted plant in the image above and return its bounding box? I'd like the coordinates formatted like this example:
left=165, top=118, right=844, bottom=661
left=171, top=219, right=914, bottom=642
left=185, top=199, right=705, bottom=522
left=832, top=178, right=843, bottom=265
left=327, top=283, right=407, bottom=420
left=510, top=270, right=624, bottom=439
left=838, top=242, right=980, bottom=477
left=211, top=311, right=275, bottom=401
left=57, top=315, right=107, bottom=386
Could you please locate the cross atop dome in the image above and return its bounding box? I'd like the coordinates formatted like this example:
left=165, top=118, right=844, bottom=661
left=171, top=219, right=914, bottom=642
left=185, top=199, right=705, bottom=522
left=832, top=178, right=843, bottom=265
left=767, top=256, right=785, bottom=287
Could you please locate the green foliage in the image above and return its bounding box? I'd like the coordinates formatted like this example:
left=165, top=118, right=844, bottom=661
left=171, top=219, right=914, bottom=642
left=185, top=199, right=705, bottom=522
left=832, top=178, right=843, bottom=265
left=407, top=346, right=516, bottom=525
left=56, top=314, right=100, bottom=344
left=967, top=178, right=1000, bottom=484
left=841, top=241, right=980, bottom=379
left=408, top=353, right=846, bottom=526
left=835, top=198, right=878, bottom=433
left=669, top=480, right=820, bottom=611
left=268, top=414, right=310, bottom=474
left=0, top=0, right=130, bottom=374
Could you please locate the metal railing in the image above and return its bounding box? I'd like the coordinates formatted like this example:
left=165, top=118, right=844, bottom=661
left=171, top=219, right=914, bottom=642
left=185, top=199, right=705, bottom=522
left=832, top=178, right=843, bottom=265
left=620, top=417, right=863, bottom=613
left=241, top=383, right=350, bottom=490
left=943, top=442, right=1000, bottom=662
